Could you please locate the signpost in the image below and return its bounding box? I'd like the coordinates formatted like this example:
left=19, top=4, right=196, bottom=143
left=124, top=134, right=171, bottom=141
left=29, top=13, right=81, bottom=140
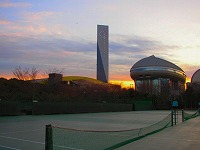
left=171, top=101, right=178, bottom=126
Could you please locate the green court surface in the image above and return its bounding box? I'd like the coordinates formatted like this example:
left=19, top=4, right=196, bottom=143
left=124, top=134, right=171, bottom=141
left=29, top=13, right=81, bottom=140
left=116, top=116, right=200, bottom=150
left=0, top=111, right=172, bottom=150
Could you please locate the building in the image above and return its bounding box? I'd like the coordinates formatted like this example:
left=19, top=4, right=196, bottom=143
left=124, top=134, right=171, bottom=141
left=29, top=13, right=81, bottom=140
left=191, top=69, right=200, bottom=84
left=186, top=69, right=200, bottom=108
left=190, top=69, right=200, bottom=92
left=97, top=25, right=109, bottom=83
left=48, top=73, right=63, bottom=84
left=130, top=55, right=186, bottom=109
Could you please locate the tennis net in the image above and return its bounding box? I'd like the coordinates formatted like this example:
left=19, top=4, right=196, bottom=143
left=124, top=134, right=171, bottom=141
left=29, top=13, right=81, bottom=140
left=45, top=113, right=171, bottom=150
left=183, top=109, right=200, bottom=121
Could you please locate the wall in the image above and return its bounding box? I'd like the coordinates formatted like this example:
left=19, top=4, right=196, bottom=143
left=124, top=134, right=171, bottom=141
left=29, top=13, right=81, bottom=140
left=0, top=101, right=133, bottom=115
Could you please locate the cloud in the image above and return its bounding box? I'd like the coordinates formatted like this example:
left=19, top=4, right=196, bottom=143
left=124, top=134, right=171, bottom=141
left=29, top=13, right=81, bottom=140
left=0, top=33, right=185, bottom=80
left=24, top=11, right=56, bottom=22
left=0, top=0, right=31, bottom=8
left=0, top=11, right=63, bottom=37
left=0, top=20, right=11, bottom=25
left=109, top=34, right=178, bottom=65
left=109, top=34, right=200, bottom=79
left=0, top=21, right=56, bottom=37
left=0, top=34, right=97, bottom=77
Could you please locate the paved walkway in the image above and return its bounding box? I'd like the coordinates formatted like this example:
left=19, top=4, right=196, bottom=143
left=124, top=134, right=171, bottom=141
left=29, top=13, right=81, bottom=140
left=117, top=116, right=200, bottom=150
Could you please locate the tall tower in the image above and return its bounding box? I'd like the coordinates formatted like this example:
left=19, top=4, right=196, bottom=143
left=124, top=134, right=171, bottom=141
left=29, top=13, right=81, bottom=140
left=97, top=25, right=109, bottom=83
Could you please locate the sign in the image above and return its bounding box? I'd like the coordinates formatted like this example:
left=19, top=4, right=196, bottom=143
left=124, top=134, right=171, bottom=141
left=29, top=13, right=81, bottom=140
left=172, top=101, right=178, bottom=107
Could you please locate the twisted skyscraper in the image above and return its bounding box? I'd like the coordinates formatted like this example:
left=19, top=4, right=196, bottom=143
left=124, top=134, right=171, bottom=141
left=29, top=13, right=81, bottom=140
left=97, top=25, right=109, bottom=83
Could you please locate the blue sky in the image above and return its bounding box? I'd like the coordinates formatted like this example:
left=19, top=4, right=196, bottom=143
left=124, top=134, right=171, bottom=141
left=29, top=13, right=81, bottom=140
left=1, top=0, right=200, bottom=81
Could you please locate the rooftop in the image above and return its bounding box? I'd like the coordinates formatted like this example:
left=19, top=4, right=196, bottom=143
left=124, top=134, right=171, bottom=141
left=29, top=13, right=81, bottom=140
left=131, top=55, right=184, bottom=72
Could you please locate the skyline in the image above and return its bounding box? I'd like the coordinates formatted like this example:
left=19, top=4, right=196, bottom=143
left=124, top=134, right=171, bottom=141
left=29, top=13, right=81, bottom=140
left=1, top=0, right=200, bottom=82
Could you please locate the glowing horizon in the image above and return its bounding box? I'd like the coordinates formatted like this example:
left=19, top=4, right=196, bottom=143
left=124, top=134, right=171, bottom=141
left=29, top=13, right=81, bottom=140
left=109, top=80, right=135, bottom=89
left=0, top=73, right=192, bottom=91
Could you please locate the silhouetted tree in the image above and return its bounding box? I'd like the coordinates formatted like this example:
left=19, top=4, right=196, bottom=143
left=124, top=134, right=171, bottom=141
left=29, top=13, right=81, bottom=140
left=29, top=67, right=39, bottom=81
left=12, top=66, right=39, bottom=81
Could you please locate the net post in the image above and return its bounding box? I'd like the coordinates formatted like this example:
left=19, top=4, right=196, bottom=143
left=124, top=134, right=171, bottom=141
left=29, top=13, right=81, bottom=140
left=171, top=110, right=173, bottom=126
left=182, top=109, right=184, bottom=122
left=45, top=124, right=53, bottom=150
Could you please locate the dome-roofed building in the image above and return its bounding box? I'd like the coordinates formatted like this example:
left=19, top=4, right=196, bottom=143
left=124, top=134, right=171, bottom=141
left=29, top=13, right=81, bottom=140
left=191, top=69, right=200, bottom=84
left=130, top=55, right=186, bottom=109
left=186, top=69, right=200, bottom=108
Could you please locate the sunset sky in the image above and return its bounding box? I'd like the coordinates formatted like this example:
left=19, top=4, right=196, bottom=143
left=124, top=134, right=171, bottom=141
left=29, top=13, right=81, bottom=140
left=1, top=0, right=200, bottom=83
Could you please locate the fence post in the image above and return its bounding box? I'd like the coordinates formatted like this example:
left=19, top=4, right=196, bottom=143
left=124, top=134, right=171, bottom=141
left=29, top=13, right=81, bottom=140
left=171, top=110, right=173, bottom=126
left=174, top=109, right=177, bottom=125
left=45, top=124, right=53, bottom=150
left=182, top=109, right=184, bottom=122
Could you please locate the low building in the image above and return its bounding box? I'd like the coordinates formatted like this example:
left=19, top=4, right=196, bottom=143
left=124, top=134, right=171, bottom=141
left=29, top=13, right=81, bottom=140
left=48, top=73, right=63, bottom=84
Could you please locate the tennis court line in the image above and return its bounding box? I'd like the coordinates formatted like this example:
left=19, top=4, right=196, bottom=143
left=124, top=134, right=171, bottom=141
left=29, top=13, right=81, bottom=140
left=0, top=129, right=43, bottom=135
left=54, top=144, right=84, bottom=150
left=0, top=135, right=44, bottom=145
left=149, top=136, right=200, bottom=142
left=0, top=144, right=21, bottom=150
left=0, top=135, right=83, bottom=150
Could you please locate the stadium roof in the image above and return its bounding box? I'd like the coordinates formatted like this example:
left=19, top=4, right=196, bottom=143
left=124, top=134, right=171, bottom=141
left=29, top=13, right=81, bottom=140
left=131, top=55, right=184, bottom=72
left=130, top=55, right=186, bottom=82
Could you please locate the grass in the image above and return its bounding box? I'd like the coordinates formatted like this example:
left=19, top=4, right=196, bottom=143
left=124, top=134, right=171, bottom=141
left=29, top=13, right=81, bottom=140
left=62, top=76, right=105, bottom=85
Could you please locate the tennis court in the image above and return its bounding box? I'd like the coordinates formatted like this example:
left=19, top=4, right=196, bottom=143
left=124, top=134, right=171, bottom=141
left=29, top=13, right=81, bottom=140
left=117, top=115, right=200, bottom=150
left=0, top=111, right=172, bottom=150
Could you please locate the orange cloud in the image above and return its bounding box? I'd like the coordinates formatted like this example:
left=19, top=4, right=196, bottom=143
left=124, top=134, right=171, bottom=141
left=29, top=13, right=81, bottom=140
left=25, top=25, right=47, bottom=33
left=1, top=22, right=49, bottom=35
left=0, top=0, right=31, bottom=8
left=0, top=20, right=11, bottom=25
left=0, top=33, right=29, bottom=37
left=110, top=74, right=132, bottom=81
left=25, top=12, right=56, bottom=21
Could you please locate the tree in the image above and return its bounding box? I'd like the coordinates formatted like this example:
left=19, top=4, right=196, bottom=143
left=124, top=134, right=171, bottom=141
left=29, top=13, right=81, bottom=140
left=12, top=66, right=29, bottom=80
left=12, top=66, right=39, bottom=81
left=29, top=67, right=39, bottom=81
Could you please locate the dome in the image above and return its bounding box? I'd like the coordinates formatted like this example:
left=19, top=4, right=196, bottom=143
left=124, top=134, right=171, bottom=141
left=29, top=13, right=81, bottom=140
left=131, top=55, right=184, bottom=71
left=130, top=55, right=186, bottom=82
left=191, top=69, right=200, bottom=83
